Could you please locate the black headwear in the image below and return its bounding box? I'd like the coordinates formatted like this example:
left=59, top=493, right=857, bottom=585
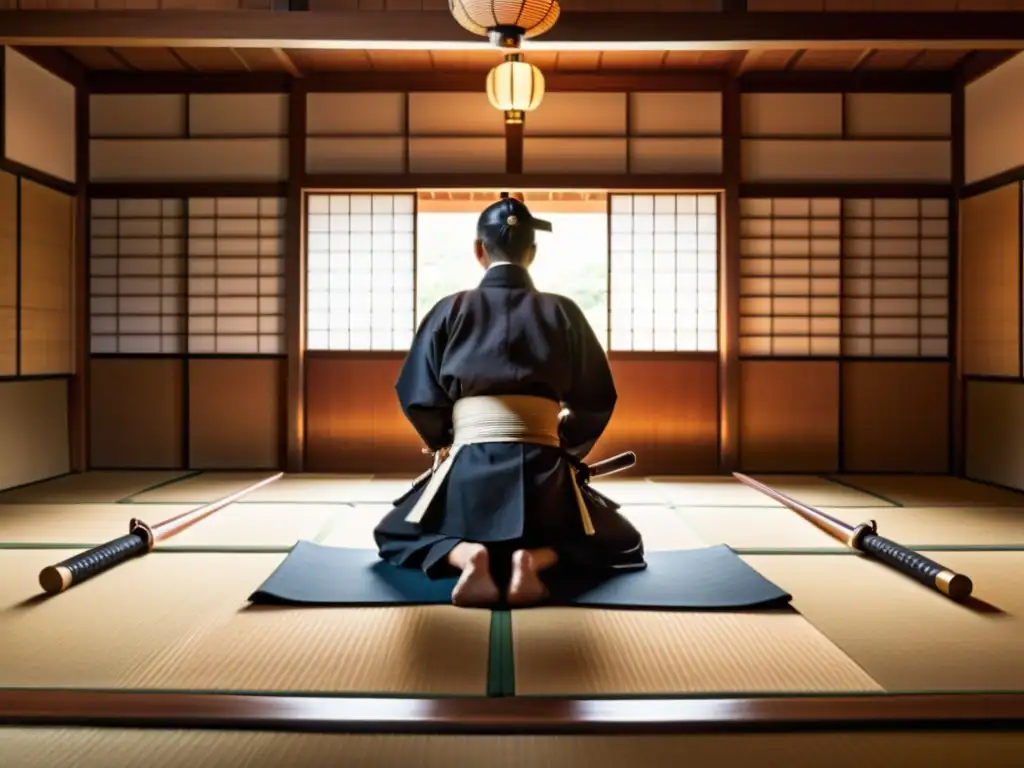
left=476, top=194, right=552, bottom=261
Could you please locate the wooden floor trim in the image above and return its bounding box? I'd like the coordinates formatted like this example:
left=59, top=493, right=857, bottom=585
left=2, top=691, right=1023, bottom=735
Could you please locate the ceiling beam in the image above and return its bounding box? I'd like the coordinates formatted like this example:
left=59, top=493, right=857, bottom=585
left=84, top=68, right=955, bottom=95
left=2, top=11, right=1024, bottom=50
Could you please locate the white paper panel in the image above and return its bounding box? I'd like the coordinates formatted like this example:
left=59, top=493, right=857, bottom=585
left=741, top=93, right=843, bottom=137
left=630, top=92, right=723, bottom=136
left=90, top=94, right=186, bottom=138
left=189, top=94, right=288, bottom=137
left=629, top=138, right=723, bottom=174
left=845, top=94, right=951, bottom=138
left=90, top=139, right=288, bottom=182
left=306, top=93, right=405, bottom=135
left=741, top=140, right=951, bottom=182
left=408, top=92, right=503, bottom=136
left=408, top=138, right=505, bottom=173
left=965, top=51, right=1024, bottom=185
left=187, top=197, right=286, bottom=355
left=89, top=198, right=186, bottom=355
left=305, top=193, right=416, bottom=352
left=3, top=48, right=76, bottom=183
left=523, top=138, right=627, bottom=173
left=609, top=193, right=719, bottom=353
left=306, top=137, right=405, bottom=174
left=523, top=93, right=627, bottom=136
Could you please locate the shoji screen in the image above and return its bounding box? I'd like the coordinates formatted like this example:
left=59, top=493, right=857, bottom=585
left=89, top=198, right=186, bottom=355
left=186, top=197, right=286, bottom=355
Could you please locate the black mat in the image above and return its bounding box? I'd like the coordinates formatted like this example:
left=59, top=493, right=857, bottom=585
left=248, top=541, right=792, bottom=610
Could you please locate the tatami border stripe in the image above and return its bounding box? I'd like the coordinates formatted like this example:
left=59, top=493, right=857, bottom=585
left=819, top=476, right=904, bottom=507
left=487, top=610, right=516, bottom=698
left=116, top=470, right=205, bottom=503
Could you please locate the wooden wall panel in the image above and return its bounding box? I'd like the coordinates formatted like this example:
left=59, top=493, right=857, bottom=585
left=965, top=52, right=1024, bottom=186
left=188, top=94, right=288, bottom=138
left=188, top=358, right=282, bottom=470
left=0, top=171, right=15, bottom=377
left=304, top=356, right=719, bottom=476
left=596, top=358, right=719, bottom=475
left=739, top=361, right=839, bottom=472
left=19, top=179, right=74, bottom=376
left=305, top=356, right=420, bottom=474
left=89, top=94, right=186, bottom=138
left=3, top=47, right=76, bottom=183
left=89, top=358, right=182, bottom=469
left=741, top=139, right=951, bottom=182
left=959, top=183, right=1021, bottom=377
left=0, top=378, right=69, bottom=491
left=90, top=139, right=287, bottom=182
left=966, top=379, right=1024, bottom=492
left=842, top=361, right=949, bottom=473
left=844, top=94, right=950, bottom=138
left=741, top=93, right=842, bottom=137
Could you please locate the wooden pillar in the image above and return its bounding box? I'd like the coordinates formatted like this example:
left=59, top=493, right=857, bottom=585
left=505, top=119, right=524, bottom=175
left=284, top=77, right=307, bottom=472
left=950, top=71, right=965, bottom=476
left=719, top=75, right=741, bottom=473
left=69, top=81, right=89, bottom=472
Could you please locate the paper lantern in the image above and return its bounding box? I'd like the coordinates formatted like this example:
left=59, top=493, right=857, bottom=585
left=449, top=0, right=560, bottom=49
left=486, top=54, right=545, bottom=124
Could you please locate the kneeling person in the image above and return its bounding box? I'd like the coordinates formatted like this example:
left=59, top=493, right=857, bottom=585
left=373, top=195, right=645, bottom=607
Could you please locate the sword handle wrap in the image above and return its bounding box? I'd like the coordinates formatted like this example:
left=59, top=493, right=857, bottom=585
left=858, top=532, right=973, bottom=601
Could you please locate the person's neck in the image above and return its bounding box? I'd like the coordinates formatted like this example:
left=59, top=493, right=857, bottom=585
left=486, top=260, right=524, bottom=271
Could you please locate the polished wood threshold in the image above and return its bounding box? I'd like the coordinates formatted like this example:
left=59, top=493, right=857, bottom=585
left=2, top=690, right=1023, bottom=735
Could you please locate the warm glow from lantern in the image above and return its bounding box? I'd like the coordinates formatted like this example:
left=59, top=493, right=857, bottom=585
left=485, top=55, right=545, bottom=124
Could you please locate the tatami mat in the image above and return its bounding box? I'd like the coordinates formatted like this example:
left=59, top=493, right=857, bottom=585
left=3, top=730, right=1024, bottom=768
left=133, top=604, right=490, bottom=695
left=744, top=551, right=1024, bottom=691
left=833, top=475, right=1024, bottom=507
left=512, top=608, right=882, bottom=696
left=647, top=476, right=787, bottom=507
left=0, top=503, right=195, bottom=545
left=239, top=474, right=374, bottom=503
left=128, top=472, right=275, bottom=503
left=673, top=507, right=840, bottom=551
left=316, top=505, right=383, bottom=549
left=0, top=549, right=285, bottom=689
left=673, top=504, right=1024, bottom=551
left=617, top=506, right=708, bottom=551
left=0, top=550, right=490, bottom=695
left=590, top=479, right=673, bottom=506
left=748, top=475, right=894, bottom=507
left=155, top=503, right=339, bottom=550
left=0, top=471, right=190, bottom=504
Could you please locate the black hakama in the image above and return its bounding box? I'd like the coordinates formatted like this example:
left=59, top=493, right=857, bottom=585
left=373, top=263, right=645, bottom=580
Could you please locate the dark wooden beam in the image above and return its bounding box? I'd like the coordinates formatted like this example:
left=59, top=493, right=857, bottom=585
left=719, top=75, right=740, bottom=474
left=87, top=71, right=726, bottom=95
left=85, top=69, right=956, bottom=96
left=958, top=50, right=1019, bottom=85
left=737, top=70, right=954, bottom=93
left=1, top=689, right=1023, bottom=734
left=284, top=78, right=306, bottom=473
left=11, top=45, right=86, bottom=88
left=2, top=11, right=1024, bottom=47
left=69, top=80, right=89, bottom=473
left=303, top=173, right=725, bottom=191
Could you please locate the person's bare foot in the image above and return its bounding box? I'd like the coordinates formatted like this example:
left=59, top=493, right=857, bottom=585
left=450, top=546, right=499, bottom=607
left=507, top=549, right=549, bottom=606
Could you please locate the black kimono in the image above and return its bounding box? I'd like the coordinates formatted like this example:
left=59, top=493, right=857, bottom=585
left=373, top=262, right=645, bottom=579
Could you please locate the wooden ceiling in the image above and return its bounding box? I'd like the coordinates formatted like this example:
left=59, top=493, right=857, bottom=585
left=59, top=45, right=973, bottom=75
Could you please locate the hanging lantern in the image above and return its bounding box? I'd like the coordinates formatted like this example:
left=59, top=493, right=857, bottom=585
left=449, top=0, right=560, bottom=49
left=485, top=54, right=545, bottom=124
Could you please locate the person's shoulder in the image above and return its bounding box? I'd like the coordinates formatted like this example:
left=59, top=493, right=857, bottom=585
left=541, top=291, right=587, bottom=321
left=419, top=290, right=469, bottom=327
